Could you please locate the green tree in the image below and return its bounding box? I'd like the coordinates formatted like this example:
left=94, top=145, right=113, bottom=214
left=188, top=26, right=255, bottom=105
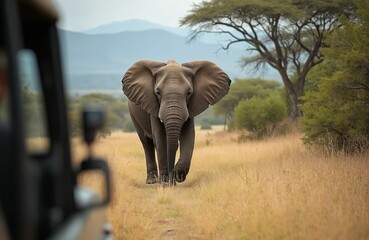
left=181, top=0, right=354, bottom=120
left=304, top=59, right=340, bottom=93
left=213, top=78, right=282, bottom=128
left=234, top=94, right=288, bottom=138
left=68, top=93, right=130, bottom=136
left=301, top=0, right=369, bottom=153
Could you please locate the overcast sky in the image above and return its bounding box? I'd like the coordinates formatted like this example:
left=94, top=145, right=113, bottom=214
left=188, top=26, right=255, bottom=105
left=52, top=0, right=203, bottom=31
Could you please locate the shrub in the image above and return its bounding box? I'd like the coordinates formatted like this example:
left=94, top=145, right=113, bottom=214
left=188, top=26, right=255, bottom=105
left=200, top=122, right=212, bottom=130
left=68, top=93, right=131, bottom=135
left=234, top=94, right=288, bottom=138
left=301, top=74, right=369, bottom=153
left=213, top=78, right=283, bottom=129
left=123, top=120, right=136, bottom=132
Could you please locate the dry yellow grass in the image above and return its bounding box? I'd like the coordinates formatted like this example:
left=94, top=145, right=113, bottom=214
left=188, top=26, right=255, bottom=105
left=72, top=126, right=369, bottom=240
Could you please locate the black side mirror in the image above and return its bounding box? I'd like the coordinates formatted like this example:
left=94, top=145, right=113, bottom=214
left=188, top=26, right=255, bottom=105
left=82, top=104, right=105, bottom=146
left=75, top=104, right=111, bottom=210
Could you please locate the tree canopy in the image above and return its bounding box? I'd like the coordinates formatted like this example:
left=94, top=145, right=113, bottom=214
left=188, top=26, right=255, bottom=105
left=181, top=0, right=354, bottom=119
left=301, top=0, right=369, bottom=153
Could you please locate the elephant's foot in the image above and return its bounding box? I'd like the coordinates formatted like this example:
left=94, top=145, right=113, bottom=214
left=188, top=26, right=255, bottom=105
left=159, top=174, right=176, bottom=187
left=146, top=171, right=158, bottom=184
left=168, top=173, right=176, bottom=186
left=173, top=164, right=189, bottom=183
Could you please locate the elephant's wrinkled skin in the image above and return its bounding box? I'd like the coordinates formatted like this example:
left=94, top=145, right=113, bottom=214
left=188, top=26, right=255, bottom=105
left=122, top=60, right=230, bottom=185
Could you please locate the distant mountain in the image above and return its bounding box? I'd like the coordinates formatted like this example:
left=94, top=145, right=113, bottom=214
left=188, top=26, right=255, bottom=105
left=60, top=29, right=246, bottom=75
left=58, top=23, right=280, bottom=96
left=84, top=19, right=189, bottom=37
left=82, top=19, right=241, bottom=45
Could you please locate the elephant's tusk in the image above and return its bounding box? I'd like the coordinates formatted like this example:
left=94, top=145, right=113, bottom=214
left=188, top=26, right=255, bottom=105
left=160, top=118, right=163, bottom=123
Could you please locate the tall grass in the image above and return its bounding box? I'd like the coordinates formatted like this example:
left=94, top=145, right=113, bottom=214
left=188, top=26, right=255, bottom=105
left=73, top=127, right=369, bottom=240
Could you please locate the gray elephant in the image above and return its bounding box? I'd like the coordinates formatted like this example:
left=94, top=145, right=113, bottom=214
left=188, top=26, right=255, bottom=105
left=122, top=60, right=230, bottom=185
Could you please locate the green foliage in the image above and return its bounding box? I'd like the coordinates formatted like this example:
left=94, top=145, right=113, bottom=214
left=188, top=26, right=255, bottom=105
left=122, top=119, right=136, bottom=132
left=182, top=0, right=352, bottom=24
left=301, top=0, right=369, bottom=153
left=68, top=93, right=130, bottom=136
left=214, top=78, right=283, bottom=129
left=301, top=75, right=369, bottom=153
left=234, top=94, right=288, bottom=138
left=200, top=122, right=212, bottom=130
left=304, top=60, right=340, bottom=93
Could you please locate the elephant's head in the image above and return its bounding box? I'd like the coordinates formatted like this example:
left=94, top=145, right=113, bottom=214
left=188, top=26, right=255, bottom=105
left=122, top=60, right=230, bottom=178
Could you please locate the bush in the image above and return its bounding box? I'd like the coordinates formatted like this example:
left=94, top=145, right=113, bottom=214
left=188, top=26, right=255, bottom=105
left=123, top=120, right=136, bottom=132
left=213, top=78, right=283, bottom=129
left=68, top=93, right=131, bottom=135
left=234, top=94, right=288, bottom=138
left=200, top=122, right=212, bottom=130
left=301, top=74, right=369, bottom=153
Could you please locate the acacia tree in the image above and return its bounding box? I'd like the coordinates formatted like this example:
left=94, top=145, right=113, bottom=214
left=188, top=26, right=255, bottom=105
left=180, top=0, right=354, bottom=120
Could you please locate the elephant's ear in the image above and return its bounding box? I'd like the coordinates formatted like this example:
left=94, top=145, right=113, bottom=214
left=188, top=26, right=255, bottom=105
left=182, top=61, right=231, bottom=117
left=122, top=60, right=166, bottom=116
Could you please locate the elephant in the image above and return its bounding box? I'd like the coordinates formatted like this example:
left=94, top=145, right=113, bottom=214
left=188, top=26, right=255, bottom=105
left=122, top=59, right=230, bottom=185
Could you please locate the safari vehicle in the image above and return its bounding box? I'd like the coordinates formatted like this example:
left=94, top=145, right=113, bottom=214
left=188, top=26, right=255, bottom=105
left=0, top=0, right=111, bottom=239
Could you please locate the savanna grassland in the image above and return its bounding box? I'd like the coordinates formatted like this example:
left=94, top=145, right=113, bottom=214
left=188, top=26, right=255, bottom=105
left=73, top=127, right=369, bottom=240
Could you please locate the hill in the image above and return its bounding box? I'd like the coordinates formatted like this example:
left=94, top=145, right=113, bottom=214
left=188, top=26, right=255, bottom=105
left=82, top=19, right=218, bottom=44
left=83, top=19, right=188, bottom=37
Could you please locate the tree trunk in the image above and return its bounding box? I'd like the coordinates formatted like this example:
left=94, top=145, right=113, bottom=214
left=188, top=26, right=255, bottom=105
left=289, top=92, right=302, bottom=120
left=279, top=69, right=303, bottom=121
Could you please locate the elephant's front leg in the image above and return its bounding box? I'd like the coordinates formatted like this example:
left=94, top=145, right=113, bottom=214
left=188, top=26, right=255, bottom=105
left=128, top=102, right=158, bottom=184
left=150, top=116, right=169, bottom=182
left=174, top=118, right=195, bottom=182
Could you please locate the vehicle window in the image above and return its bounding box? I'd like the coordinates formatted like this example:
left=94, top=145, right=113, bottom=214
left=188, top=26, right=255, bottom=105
left=18, top=49, right=50, bottom=153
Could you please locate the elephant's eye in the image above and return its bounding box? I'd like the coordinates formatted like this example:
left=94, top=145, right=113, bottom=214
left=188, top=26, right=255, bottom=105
left=155, top=89, right=161, bottom=97
left=187, top=90, right=192, bottom=99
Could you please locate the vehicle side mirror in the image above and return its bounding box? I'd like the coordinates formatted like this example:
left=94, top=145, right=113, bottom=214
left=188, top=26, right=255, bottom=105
left=82, top=104, right=105, bottom=146
left=75, top=104, right=111, bottom=210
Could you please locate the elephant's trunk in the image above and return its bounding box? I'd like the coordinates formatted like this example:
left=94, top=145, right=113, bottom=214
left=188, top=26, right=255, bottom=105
left=165, top=122, right=181, bottom=185
left=167, top=136, right=179, bottom=174
left=162, top=102, right=187, bottom=181
left=165, top=117, right=181, bottom=173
